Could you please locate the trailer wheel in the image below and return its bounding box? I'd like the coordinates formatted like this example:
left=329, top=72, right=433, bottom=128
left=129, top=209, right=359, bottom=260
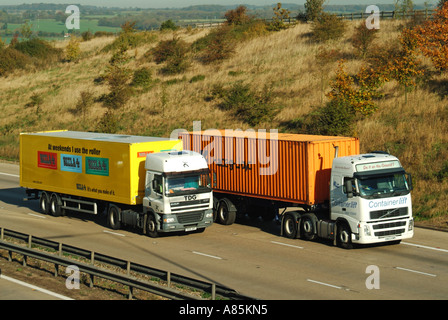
left=145, top=213, right=159, bottom=238
left=217, top=199, right=236, bottom=225
left=39, top=192, right=50, bottom=215
left=108, top=205, right=121, bottom=230
left=282, top=214, right=298, bottom=239
left=337, top=222, right=353, bottom=249
left=300, top=213, right=317, bottom=241
left=50, top=193, right=63, bottom=217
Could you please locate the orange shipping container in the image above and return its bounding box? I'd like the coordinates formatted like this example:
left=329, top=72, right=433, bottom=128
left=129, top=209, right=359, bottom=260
left=179, top=131, right=359, bottom=206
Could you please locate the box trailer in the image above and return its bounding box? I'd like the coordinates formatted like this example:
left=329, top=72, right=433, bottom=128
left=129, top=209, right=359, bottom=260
left=20, top=131, right=214, bottom=237
left=179, top=130, right=414, bottom=248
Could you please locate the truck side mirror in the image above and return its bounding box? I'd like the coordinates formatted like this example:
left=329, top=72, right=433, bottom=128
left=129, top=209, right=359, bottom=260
left=406, top=173, right=413, bottom=191
left=345, top=179, right=353, bottom=198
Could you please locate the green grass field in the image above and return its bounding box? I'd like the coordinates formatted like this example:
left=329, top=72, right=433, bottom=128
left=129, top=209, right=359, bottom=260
left=1, top=19, right=120, bottom=43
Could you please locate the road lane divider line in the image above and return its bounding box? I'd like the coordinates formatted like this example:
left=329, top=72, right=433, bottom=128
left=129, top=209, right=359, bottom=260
left=192, top=251, right=222, bottom=260
left=271, top=241, right=303, bottom=249
left=402, top=242, right=448, bottom=253
left=307, top=279, right=347, bottom=290
left=394, top=267, right=437, bottom=277
left=103, top=230, right=126, bottom=237
left=0, top=172, right=19, bottom=178
left=27, top=213, right=46, bottom=219
left=0, top=274, right=74, bottom=300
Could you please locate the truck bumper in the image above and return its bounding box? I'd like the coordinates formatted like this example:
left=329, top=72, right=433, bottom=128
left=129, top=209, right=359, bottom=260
left=352, top=218, right=414, bottom=245
left=159, top=209, right=214, bottom=233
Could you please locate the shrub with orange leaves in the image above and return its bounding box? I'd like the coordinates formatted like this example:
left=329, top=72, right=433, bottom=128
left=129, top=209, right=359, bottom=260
left=412, top=2, right=448, bottom=71
left=326, top=60, right=382, bottom=116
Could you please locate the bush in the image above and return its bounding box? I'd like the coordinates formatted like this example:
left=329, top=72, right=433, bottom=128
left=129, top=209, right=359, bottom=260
left=65, top=37, right=81, bottom=62
left=200, top=25, right=236, bottom=64
left=131, top=67, right=153, bottom=88
left=152, top=37, right=190, bottom=74
left=14, top=38, right=62, bottom=61
left=0, top=47, right=32, bottom=76
left=74, top=90, right=95, bottom=119
left=81, top=30, right=94, bottom=41
left=298, top=100, right=356, bottom=136
left=224, top=5, right=251, bottom=25
left=219, top=82, right=277, bottom=126
left=311, top=12, right=346, bottom=42
left=160, top=19, right=179, bottom=31
left=351, top=21, right=378, bottom=58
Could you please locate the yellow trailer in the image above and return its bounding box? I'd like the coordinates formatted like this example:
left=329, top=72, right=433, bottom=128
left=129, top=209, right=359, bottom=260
left=20, top=131, right=214, bottom=237
left=20, top=130, right=182, bottom=205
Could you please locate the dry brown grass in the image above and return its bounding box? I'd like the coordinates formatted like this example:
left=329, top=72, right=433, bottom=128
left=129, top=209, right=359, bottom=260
left=0, top=20, right=447, bottom=226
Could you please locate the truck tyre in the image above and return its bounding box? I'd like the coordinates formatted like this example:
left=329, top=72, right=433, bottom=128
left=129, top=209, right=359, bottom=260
left=50, top=193, right=63, bottom=217
left=282, top=214, right=298, bottom=239
left=108, top=205, right=121, bottom=230
left=145, top=213, right=159, bottom=238
left=300, top=213, right=317, bottom=241
left=39, top=192, right=50, bottom=215
left=217, top=199, right=236, bottom=225
left=337, top=222, right=353, bottom=249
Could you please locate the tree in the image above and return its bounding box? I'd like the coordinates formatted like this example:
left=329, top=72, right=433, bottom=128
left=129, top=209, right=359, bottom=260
left=269, top=3, right=291, bottom=31
left=311, top=12, right=346, bottom=42
left=351, top=21, right=379, bottom=59
left=224, top=5, right=250, bottom=25
left=65, top=36, right=81, bottom=62
left=412, top=2, right=448, bottom=71
left=304, top=0, right=325, bottom=22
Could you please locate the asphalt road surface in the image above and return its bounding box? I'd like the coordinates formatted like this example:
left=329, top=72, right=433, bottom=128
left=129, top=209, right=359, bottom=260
left=1, top=162, right=447, bottom=300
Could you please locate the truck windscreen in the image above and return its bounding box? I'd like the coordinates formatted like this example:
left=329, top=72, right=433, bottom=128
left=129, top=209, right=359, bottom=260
left=357, top=173, right=410, bottom=199
left=165, top=173, right=211, bottom=196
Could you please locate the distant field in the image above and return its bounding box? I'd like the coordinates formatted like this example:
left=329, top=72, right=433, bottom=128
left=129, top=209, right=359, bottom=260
left=1, top=18, right=120, bottom=43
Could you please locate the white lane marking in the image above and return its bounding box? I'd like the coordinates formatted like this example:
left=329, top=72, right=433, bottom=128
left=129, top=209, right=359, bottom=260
left=0, top=172, right=19, bottom=178
left=0, top=274, right=74, bottom=300
left=402, top=242, right=448, bottom=253
left=28, top=213, right=46, bottom=219
left=395, top=267, right=437, bottom=277
left=271, top=241, right=303, bottom=249
left=307, top=279, right=347, bottom=290
left=103, top=230, right=126, bottom=237
left=192, top=251, right=222, bottom=260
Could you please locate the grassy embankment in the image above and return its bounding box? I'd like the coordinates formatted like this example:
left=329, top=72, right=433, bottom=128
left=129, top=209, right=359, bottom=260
left=0, top=19, right=447, bottom=228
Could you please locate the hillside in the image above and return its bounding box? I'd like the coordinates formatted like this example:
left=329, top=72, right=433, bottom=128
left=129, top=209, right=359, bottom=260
left=0, top=17, right=447, bottom=229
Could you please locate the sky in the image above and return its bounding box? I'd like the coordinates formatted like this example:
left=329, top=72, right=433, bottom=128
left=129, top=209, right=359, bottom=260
left=0, top=0, right=433, bottom=9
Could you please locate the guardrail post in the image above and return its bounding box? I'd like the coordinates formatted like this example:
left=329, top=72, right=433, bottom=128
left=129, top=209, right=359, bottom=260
left=1, top=227, right=4, bottom=240
left=28, top=235, right=32, bottom=248
left=211, top=283, right=216, bottom=300
left=127, top=261, right=131, bottom=276
left=91, top=251, right=95, bottom=265
left=54, top=264, right=59, bottom=277
left=128, top=286, right=133, bottom=300
left=167, top=271, right=171, bottom=287
left=58, top=243, right=62, bottom=256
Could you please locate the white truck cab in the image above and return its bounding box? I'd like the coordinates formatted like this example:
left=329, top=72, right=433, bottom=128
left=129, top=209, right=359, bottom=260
left=330, top=152, right=414, bottom=246
left=143, top=150, right=214, bottom=237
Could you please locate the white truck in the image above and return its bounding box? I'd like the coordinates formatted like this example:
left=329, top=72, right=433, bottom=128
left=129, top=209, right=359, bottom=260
left=20, top=131, right=214, bottom=237
left=283, top=150, right=414, bottom=248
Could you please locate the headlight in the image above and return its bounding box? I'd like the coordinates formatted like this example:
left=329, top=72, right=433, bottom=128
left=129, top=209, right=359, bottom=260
left=205, top=212, right=213, bottom=218
left=363, top=225, right=371, bottom=236
left=164, top=217, right=175, bottom=223
left=408, top=219, right=414, bottom=231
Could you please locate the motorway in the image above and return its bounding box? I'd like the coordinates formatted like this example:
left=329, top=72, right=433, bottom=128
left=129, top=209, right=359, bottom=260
left=0, top=161, right=447, bottom=300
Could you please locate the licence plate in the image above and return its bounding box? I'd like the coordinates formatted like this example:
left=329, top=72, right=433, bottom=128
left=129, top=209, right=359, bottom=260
left=185, top=226, right=197, bottom=232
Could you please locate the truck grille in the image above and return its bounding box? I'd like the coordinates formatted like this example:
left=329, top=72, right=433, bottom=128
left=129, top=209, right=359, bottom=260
left=370, top=219, right=407, bottom=237
left=374, top=228, right=405, bottom=237
left=370, top=207, right=408, bottom=220
left=170, top=199, right=210, bottom=213
left=177, top=211, right=204, bottom=224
